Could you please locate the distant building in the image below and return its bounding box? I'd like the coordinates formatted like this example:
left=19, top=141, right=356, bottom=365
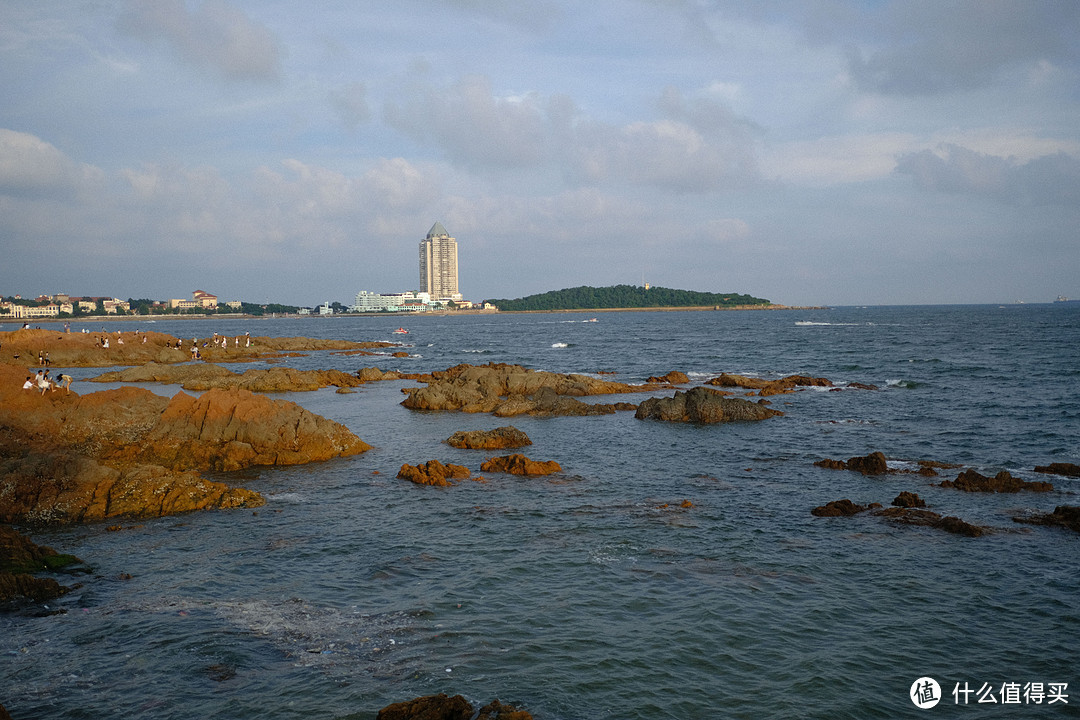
left=353, top=290, right=433, bottom=313
left=419, top=222, right=461, bottom=302
left=169, top=290, right=218, bottom=311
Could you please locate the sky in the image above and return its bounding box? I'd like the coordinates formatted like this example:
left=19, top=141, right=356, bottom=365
left=1, top=0, right=1078, bottom=307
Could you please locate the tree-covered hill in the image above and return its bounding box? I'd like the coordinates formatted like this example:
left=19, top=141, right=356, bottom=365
left=483, top=285, right=771, bottom=311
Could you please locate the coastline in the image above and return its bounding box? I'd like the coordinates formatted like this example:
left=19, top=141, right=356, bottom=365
left=488, top=303, right=828, bottom=314
left=0, top=304, right=825, bottom=325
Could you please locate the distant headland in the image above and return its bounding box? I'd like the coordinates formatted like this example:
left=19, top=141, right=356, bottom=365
left=482, top=285, right=816, bottom=312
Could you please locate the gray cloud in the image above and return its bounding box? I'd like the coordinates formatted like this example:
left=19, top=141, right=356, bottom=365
left=119, top=0, right=283, bottom=82
left=329, top=82, right=370, bottom=130
left=384, top=74, right=551, bottom=169
left=846, top=0, right=1080, bottom=95
left=0, top=129, right=103, bottom=198
left=896, top=143, right=1080, bottom=206
left=384, top=75, right=763, bottom=192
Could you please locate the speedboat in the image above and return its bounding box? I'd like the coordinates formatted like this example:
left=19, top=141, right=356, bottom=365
left=392, top=327, right=409, bottom=334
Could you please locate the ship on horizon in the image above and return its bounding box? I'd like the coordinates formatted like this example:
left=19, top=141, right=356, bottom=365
left=1054, top=295, right=1080, bottom=304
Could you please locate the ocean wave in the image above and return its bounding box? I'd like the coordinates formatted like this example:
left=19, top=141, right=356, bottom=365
left=551, top=342, right=569, bottom=348
left=886, top=378, right=923, bottom=389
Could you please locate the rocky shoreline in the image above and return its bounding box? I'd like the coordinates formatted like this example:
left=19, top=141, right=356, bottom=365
left=3, top=326, right=1076, bottom=718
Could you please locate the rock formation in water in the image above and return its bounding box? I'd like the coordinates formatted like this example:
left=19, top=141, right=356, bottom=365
left=446, top=426, right=532, bottom=450
left=91, top=362, right=367, bottom=392
left=0, top=524, right=82, bottom=606
left=811, top=499, right=874, bottom=516
left=396, top=460, right=472, bottom=487
left=0, top=327, right=397, bottom=368
left=1033, top=462, right=1080, bottom=478
left=401, top=362, right=645, bottom=416
left=813, top=451, right=889, bottom=475
left=704, top=372, right=832, bottom=396
left=1013, top=506, right=1080, bottom=534
left=376, top=694, right=533, bottom=720
left=646, top=370, right=690, bottom=384
left=634, top=387, right=782, bottom=423
left=939, top=468, right=1054, bottom=493
left=480, top=454, right=562, bottom=476
left=811, top=497, right=985, bottom=536
left=0, top=364, right=369, bottom=524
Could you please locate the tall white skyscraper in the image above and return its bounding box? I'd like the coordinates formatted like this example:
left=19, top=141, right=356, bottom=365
left=419, top=222, right=460, bottom=300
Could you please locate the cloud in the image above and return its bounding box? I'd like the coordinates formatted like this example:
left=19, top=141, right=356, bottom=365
left=895, top=143, right=1080, bottom=206
left=0, top=129, right=103, bottom=198
left=845, top=0, right=1080, bottom=95
left=385, top=75, right=763, bottom=192
left=384, top=74, right=551, bottom=169
left=119, top=0, right=283, bottom=82
left=329, top=82, right=370, bottom=130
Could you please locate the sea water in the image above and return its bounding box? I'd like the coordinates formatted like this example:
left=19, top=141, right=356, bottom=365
left=2, top=305, right=1078, bottom=719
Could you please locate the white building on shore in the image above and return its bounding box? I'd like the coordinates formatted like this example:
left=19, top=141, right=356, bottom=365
left=352, top=290, right=434, bottom=313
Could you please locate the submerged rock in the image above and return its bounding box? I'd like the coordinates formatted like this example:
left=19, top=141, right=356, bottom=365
left=1034, top=462, right=1080, bottom=478
left=704, top=372, right=832, bottom=396
left=1013, top=506, right=1080, bottom=534
left=646, top=370, right=690, bottom=384
left=874, top=507, right=986, bottom=537
left=940, top=469, right=1054, bottom=493
left=635, top=387, right=782, bottom=423
left=446, top=426, right=532, bottom=450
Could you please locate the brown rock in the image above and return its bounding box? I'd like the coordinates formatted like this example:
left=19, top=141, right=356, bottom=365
left=397, top=460, right=471, bottom=487
left=1013, top=505, right=1080, bottom=533
left=647, top=370, right=690, bottom=384
left=0, top=525, right=81, bottom=604
left=0, top=328, right=396, bottom=369
left=92, top=362, right=364, bottom=392
left=477, top=699, right=534, bottom=720
left=940, top=469, right=1054, bottom=493
left=705, top=372, right=832, bottom=396
left=480, top=454, right=562, bottom=476
left=875, top=507, right=985, bottom=537
left=401, top=362, right=644, bottom=414
left=891, top=491, right=926, bottom=508
left=377, top=693, right=474, bottom=720
left=0, top=364, right=368, bottom=525
left=846, top=451, right=889, bottom=475
left=0, top=572, right=68, bottom=604
left=811, top=499, right=869, bottom=517
left=135, top=388, right=371, bottom=471
left=1034, top=462, right=1080, bottom=478
left=814, top=458, right=848, bottom=471
left=446, top=426, right=532, bottom=450
left=635, top=387, right=782, bottom=423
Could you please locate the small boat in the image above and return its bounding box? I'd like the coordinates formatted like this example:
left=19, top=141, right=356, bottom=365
left=392, top=327, right=409, bottom=334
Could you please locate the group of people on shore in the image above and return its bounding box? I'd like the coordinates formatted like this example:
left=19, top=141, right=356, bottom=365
left=175, top=332, right=251, bottom=360
left=22, top=369, right=72, bottom=395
